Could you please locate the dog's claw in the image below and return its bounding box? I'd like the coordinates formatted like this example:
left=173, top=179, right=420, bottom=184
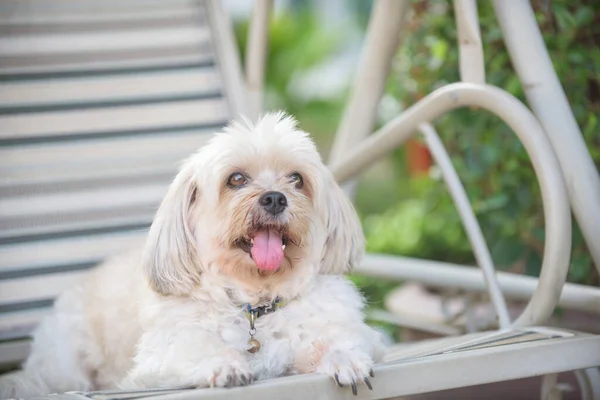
left=240, top=375, right=247, bottom=386
left=351, top=381, right=357, bottom=396
left=225, top=374, right=233, bottom=388
left=364, top=377, right=373, bottom=390
left=369, top=369, right=375, bottom=378
left=334, top=373, right=343, bottom=387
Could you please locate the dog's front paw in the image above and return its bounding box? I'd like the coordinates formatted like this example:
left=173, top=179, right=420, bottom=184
left=121, top=355, right=253, bottom=390
left=316, top=349, right=374, bottom=396
left=199, top=358, right=254, bottom=388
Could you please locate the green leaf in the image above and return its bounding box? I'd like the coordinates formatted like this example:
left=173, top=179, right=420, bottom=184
left=573, top=7, right=593, bottom=27
left=583, top=113, right=597, bottom=140
left=475, top=193, right=510, bottom=214
left=431, top=39, right=449, bottom=65
left=480, top=144, right=500, bottom=166
left=567, top=51, right=585, bottom=64
left=553, top=5, right=576, bottom=32
left=532, top=228, right=545, bottom=243
left=572, top=223, right=585, bottom=247
left=491, top=237, right=526, bottom=267
left=525, top=251, right=542, bottom=277
left=569, top=255, right=592, bottom=284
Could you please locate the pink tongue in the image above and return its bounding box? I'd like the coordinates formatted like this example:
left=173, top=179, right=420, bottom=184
left=250, top=228, right=284, bottom=271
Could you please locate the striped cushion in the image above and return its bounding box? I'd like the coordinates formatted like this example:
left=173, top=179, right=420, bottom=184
left=0, top=0, right=233, bottom=365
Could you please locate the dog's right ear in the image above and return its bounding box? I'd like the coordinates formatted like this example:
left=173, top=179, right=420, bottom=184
left=142, top=160, right=201, bottom=296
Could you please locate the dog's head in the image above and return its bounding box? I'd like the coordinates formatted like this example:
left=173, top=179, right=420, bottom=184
left=143, top=112, right=364, bottom=296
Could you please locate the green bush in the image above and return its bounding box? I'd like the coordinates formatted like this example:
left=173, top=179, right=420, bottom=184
left=367, top=0, right=599, bottom=285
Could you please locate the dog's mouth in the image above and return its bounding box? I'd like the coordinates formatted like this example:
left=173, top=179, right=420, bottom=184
left=235, top=226, right=290, bottom=271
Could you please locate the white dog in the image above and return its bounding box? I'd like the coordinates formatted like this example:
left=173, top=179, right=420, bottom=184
left=0, top=112, right=385, bottom=398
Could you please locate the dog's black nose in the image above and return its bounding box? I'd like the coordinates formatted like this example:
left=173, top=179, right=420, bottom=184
left=259, top=191, right=287, bottom=215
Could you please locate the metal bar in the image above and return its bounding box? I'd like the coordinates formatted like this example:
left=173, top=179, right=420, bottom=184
left=453, top=0, right=485, bottom=84
left=419, top=123, right=511, bottom=328
left=330, top=83, right=572, bottom=327
left=540, top=373, right=561, bottom=400
left=575, top=368, right=600, bottom=400
left=328, top=0, right=408, bottom=166
left=204, top=0, right=249, bottom=118
left=492, top=0, right=600, bottom=272
left=245, top=0, right=272, bottom=120
left=356, top=254, right=600, bottom=314
left=367, top=308, right=463, bottom=337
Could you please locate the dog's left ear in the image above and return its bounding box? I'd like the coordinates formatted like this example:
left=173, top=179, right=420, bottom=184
left=142, top=160, right=202, bottom=296
left=320, top=171, right=365, bottom=274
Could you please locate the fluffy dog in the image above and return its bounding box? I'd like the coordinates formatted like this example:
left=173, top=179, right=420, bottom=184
left=0, top=112, right=385, bottom=398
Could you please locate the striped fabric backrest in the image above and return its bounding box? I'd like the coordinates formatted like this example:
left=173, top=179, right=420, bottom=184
left=0, top=0, right=244, bottom=366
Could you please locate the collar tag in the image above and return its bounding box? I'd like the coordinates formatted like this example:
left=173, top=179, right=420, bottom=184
left=242, top=297, right=286, bottom=353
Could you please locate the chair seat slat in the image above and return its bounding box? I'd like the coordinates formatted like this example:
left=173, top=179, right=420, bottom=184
left=0, top=98, right=229, bottom=140
left=0, top=69, right=221, bottom=108
left=0, top=231, right=146, bottom=273
left=0, top=271, right=87, bottom=305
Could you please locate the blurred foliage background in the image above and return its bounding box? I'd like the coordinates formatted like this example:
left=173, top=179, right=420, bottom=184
left=231, top=0, right=599, bottom=305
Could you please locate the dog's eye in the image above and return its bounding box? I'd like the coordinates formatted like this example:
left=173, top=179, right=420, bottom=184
left=289, top=173, right=304, bottom=189
left=227, top=172, right=248, bottom=188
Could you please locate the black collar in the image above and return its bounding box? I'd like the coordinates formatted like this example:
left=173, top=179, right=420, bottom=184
left=242, top=297, right=287, bottom=319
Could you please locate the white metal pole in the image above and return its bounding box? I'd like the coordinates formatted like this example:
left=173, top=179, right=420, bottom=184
left=205, top=0, right=250, bottom=118
left=419, top=123, right=511, bottom=328
left=357, top=254, right=600, bottom=314
left=453, top=0, right=485, bottom=84
left=328, top=0, right=408, bottom=165
left=492, top=0, right=600, bottom=272
left=245, top=0, right=272, bottom=120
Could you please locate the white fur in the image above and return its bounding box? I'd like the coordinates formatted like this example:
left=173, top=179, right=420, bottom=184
left=0, top=112, right=384, bottom=398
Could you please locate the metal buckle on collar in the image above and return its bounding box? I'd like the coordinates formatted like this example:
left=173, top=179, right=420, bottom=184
left=242, top=297, right=286, bottom=353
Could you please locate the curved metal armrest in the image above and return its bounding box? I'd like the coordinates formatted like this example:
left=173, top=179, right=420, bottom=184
left=330, top=82, right=572, bottom=327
